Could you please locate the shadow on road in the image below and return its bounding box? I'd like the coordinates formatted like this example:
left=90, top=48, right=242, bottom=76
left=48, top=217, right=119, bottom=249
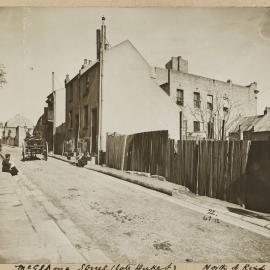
left=227, top=207, right=270, bottom=221
left=21, top=156, right=42, bottom=162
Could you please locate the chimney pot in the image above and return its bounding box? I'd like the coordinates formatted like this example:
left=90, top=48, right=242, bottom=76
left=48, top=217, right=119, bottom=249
left=65, top=74, right=70, bottom=84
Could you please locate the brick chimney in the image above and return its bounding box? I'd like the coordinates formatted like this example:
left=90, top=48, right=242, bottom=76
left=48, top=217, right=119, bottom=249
left=65, top=74, right=70, bottom=85
left=264, top=107, right=270, bottom=115
left=227, top=79, right=232, bottom=87
left=96, top=17, right=107, bottom=60
left=165, top=56, right=188, bottom=73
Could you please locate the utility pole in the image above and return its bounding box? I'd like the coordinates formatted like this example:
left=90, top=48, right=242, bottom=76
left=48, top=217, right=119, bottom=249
left=52, top=71, right=56, bottom=153
left=97, top=16, right=106, bottom=165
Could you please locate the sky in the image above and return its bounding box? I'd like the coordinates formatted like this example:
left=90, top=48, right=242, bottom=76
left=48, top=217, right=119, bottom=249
left=0, top=7, right=270, bottom=125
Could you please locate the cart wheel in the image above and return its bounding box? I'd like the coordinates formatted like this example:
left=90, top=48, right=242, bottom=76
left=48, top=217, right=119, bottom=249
left=43, top=142, right=48, bottom=161
left=22, top=143, right=25, bottom=161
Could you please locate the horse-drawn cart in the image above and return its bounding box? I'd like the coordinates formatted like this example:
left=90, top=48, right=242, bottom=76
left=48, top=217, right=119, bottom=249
left=22, top=136, right=48, bottom=161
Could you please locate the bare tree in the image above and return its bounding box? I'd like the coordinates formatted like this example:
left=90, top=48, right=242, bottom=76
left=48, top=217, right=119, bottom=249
left=0, top=65, right=7, bottom=87
left=187, top=89, right=237, bottom=140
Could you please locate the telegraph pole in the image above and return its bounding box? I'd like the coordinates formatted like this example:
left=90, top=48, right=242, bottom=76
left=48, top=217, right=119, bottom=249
left=97, top=16, right=106, bottom=165
left=52, top=71, right=56, bottom=153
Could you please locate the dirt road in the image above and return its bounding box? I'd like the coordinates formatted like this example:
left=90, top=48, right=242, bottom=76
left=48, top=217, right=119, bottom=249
left=1, top=146, right=270, bottom=263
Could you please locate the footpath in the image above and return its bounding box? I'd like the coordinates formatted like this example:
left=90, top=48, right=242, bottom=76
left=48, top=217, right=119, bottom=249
left=49, top=153, right=270, bottom=238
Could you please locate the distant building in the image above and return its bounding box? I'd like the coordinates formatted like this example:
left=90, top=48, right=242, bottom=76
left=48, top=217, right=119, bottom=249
left=64, top=18, right=180, bottom=160
left=3, top=114, right=33, bottom=146
left=154, top=56, right=259, bottom=140
left=34, top=93, right=54, bottom=151
left=34, top=88, right=65, bottom=152
left=229, top=107, right=270, bottom=141
left=0, top=122, right=3, bottom=144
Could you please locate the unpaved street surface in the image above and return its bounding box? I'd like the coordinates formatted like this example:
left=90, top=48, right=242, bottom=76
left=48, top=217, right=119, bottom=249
left=1, top=146, right=270, bottom=263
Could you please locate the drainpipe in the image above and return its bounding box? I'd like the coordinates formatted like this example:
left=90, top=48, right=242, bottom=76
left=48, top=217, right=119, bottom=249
left=52, top=72, right=56, bottom=154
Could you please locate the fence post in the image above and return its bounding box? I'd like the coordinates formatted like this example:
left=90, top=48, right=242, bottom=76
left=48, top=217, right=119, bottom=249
left=121, top=135, right=127, bottom=171
left=196, top=139, right=200, bottom=195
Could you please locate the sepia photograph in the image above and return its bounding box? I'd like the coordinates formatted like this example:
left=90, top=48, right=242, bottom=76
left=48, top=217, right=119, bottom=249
left=0, top=6, right=270, bottom=264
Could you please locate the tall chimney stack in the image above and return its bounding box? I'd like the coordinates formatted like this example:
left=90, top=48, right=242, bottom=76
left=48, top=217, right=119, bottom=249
left=96, top=29, right=101, bottom=60
left=101, top=16, right=106, bottom=51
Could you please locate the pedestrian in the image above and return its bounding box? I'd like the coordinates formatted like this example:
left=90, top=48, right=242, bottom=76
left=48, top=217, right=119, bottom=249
left=25, top=129, right=32, bottom=140
left=77, top=152, right=89, bottom=167
left=2, top=153, right=19, bottom=176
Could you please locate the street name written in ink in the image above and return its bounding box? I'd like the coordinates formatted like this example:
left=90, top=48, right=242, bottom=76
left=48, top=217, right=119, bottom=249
left=14, top=263, right=176, bottom=270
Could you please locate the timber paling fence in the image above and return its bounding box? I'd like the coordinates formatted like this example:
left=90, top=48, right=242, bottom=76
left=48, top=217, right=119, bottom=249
left=106, top=130, right=256, bottom=206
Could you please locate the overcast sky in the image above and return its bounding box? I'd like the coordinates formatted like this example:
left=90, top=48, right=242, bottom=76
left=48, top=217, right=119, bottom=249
left=0, top=7, right=270, bottom=124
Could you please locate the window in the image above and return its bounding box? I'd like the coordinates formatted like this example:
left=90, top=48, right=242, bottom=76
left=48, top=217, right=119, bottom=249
left=82, top=76, right=89, bottom=96
left=176, top=89, right=184, bottom=106
left=86, top=76, right=90, bottom=94
left=207, top=94, right=213, bottom=110
left=84, top=105, right=88, bottom=127
left=69, top=111, right=73, bottom=129
left=223, top=97, right=229, bottom=114
left=193, top=92, right=200, bottom=108
left=69, top=83, right=73, bottom=102
left=193, top=121, right=200, bottom=132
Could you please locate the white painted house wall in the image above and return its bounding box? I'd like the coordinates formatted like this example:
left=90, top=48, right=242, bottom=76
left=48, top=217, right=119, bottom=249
left=102, top=40, right=180, bottom=150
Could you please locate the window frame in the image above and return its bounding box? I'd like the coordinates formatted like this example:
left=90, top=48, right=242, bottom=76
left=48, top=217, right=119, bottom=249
left=84, top=105, right=89, bottom=128
left=207, top=94, right=213, bottom=111
left=193, top=121, right=200, bottom=132
left=69, top=110, right=73, bottom=129
left=68, top=83, right=73, bottom=103
left=176, top=89, right=184, bottom=106
left=193, top=92, right=201, bottom=109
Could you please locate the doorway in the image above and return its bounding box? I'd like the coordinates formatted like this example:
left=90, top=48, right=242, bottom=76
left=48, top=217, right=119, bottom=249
left=75, top=114, right=79, bottom=149
left=91, top=108, right=98, bottom=154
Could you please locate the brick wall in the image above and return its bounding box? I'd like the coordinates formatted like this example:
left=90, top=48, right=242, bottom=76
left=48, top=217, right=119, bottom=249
left=65, top=62, right=100, bottom=153
left=155, top=66, right=258, bottom=139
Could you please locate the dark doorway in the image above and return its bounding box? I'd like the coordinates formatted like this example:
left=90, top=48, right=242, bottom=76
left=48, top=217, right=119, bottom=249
left=75, top=114, right=79, bottom=150
left=91, top=108, right=98, bottom=154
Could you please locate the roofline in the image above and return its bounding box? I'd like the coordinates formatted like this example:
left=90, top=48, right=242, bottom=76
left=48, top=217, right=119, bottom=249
left=107, top=40, right=151, bottom=68
left=154, top=67, right=256, bottom=90
left=66, top=61, right=99, bottom=86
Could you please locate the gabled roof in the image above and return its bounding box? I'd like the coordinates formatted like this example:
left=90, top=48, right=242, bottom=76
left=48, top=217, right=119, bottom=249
left=102, top=39, right=180, bottom=140
left=254, top=113, right=270, bottom=131
left=230, top=113, right=270, bottom=133
left=67, top=61, right=98, bottom=85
